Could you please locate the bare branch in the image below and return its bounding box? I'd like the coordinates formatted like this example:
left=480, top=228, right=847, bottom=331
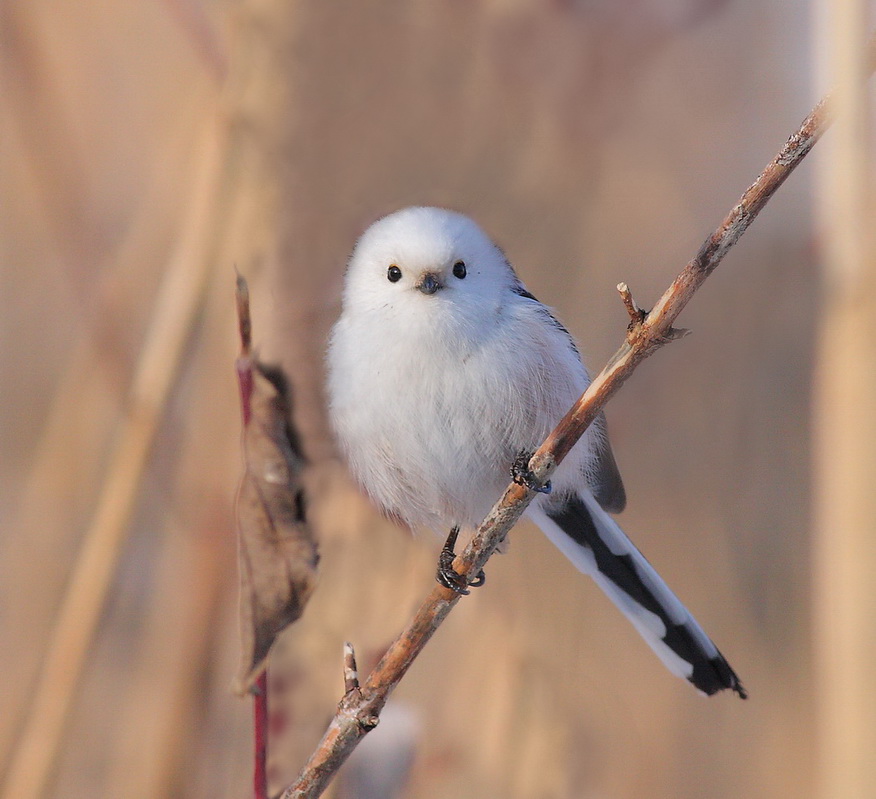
left=280, top=50, right=875, bottom=798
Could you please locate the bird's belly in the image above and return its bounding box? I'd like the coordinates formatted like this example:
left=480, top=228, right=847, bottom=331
left=331, top=314, right=593, bottom=533
left=339, top=351, right=520, bottom=532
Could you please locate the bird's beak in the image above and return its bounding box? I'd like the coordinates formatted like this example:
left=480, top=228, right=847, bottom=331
left=415, top=272, right=443, bottom=295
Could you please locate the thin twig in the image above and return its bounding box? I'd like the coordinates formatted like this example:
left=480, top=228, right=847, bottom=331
left=281, top=51, right=875, bottom=799
left=253, top=672, right=269, bottom=799
left=343, top=643, right=360, bottom=695
left=616, top=281, right=645, bottom=326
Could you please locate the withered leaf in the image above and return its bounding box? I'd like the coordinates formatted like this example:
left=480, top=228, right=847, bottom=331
left=235, top=361, right=319, bottom=694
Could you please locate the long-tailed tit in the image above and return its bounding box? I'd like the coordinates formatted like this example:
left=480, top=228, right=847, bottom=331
left=327, top=206, right=745, bottom=698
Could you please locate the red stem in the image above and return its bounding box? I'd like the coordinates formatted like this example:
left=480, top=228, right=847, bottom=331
left=236, top=278, right=266, bottom=798
left=254, top=670, right=269, bottom=799
left=236, top=353, right=254, bottom=426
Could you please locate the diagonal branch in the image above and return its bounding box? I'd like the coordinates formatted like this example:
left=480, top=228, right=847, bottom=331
left=280, top=47, right=875, bottom=798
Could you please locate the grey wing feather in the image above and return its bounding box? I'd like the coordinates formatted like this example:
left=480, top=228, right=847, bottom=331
left=590, top=412, right=626, bottom=513
left=509, top=279, right=625, bottom=512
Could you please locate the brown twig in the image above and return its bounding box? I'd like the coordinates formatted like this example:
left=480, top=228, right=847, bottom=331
left=343, top=642, right=360, bottom=695
left=616, top=281, right=645, bottom=326
left=280, top=55, right=873, bottom=798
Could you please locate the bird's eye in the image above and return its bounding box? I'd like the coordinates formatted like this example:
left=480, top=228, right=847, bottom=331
left=387, top=265, right=402, bottom=283
left=452, top=260, right=467, bottom=279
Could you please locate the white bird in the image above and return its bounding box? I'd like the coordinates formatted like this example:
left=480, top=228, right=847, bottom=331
left=327, top=206, right=745, bottom=698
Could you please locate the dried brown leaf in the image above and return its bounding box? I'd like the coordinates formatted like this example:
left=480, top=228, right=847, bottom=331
left=234, top=289, right=318, bottom=694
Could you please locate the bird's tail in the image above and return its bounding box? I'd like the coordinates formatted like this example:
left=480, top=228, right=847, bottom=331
left=529, top=492, right=746, bottom=698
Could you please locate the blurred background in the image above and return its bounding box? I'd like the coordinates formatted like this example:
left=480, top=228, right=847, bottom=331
left=1, top=1, right=874, bottom=797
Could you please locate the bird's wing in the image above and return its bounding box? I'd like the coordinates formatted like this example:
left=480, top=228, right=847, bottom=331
left=508, top=281, right=625, bottom=513
left=589, top=412, right=626, bottom=513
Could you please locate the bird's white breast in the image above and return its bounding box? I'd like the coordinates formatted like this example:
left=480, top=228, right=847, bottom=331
left=328, top=293, right=597, bottom=532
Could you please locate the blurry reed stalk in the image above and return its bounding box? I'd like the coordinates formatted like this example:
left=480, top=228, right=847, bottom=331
left=813, top=4, right=876, bottom=799
left=101, top=239, right=252, bottom=797
left=104, top=517, right=231, bottom=799
left=0, top=119, right=227, bottom=799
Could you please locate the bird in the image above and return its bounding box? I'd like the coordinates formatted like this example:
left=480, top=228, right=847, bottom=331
left=326, top=206, right=746, bottom=698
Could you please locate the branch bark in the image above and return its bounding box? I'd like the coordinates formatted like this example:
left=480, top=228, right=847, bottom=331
left=281, top=51, right=874, bottom=798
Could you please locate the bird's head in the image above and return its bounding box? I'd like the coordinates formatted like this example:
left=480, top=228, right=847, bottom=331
left=343, top=207, right=514, bottom=327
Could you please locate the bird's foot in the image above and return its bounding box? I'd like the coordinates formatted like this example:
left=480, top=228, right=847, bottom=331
left=511, top=451, right=552, bottom=494
left=436, top=526, right=486, bottom=595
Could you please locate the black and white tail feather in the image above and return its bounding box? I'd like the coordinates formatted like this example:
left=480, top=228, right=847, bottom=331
left=530, top=493, right=746, bottom=698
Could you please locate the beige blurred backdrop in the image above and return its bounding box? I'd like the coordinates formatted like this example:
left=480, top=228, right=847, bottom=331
left=0, top=1, right=849, bottom=797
